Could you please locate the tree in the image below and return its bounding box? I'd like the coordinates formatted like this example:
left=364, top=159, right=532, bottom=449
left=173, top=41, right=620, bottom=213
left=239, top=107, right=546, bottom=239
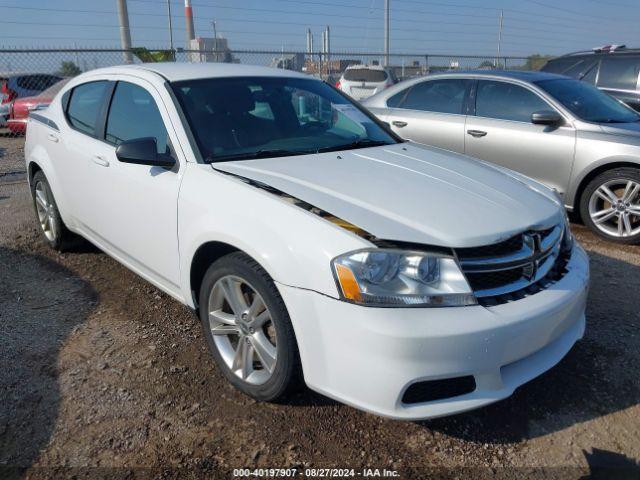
left=132, top=47, right=175, bottom=63
left=479, top=60, right=497, bottom=69
left=58, top=61, right=81, bottom=77
left=524, top=54, right=554, bottom=71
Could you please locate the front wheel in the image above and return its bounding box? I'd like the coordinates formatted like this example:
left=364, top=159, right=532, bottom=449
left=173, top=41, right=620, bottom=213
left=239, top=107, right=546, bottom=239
left=580, top=168, right=640, bottom=244
left=198, top=252, right=302, bottom=401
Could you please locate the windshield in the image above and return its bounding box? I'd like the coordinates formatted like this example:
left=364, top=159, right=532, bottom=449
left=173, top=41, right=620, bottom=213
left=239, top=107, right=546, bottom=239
left=536, top=78, right=640, bottom=123
left=171, top=76, right=397, bottom=162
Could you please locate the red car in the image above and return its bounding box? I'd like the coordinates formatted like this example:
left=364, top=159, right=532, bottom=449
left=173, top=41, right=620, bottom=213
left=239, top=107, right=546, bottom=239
left=7, top=78, right=70, bottom=135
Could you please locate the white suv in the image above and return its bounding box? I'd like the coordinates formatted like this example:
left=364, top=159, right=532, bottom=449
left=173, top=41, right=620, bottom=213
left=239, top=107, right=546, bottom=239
left=25, top=63, right=589, bottom=420
left=336, top=64, right=396, bottom=100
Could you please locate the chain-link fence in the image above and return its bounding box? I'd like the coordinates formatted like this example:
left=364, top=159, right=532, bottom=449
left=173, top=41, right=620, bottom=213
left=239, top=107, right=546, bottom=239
left=0, top=47, right=533, bottom=141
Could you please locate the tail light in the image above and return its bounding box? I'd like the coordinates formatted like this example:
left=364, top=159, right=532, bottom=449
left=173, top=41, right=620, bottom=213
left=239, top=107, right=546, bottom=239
left=335, top=80, right=341, bottom=89
left=8, top=102, right=14, bottom=119
left=1, top=82, right=16, bottom=104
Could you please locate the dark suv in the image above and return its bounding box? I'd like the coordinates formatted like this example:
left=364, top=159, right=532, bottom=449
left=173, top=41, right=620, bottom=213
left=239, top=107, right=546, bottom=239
left=542, top=45, right=640, bottom=111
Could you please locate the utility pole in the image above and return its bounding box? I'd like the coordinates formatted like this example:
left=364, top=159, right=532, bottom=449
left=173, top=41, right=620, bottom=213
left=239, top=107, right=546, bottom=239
left=185, top=0, right=195, bottom=46
left=496, top=9, right=504, bottom=69
left=319, top=30, right=325, bottom=80
left=384, top=0, right=390, bottom=67
left=306, top=28, right=315, bottom=75
left=325, top=26, right=331, bottom=78
left=167, top=0, right=174, bottom=58
left=306, top=28, right=313, bottom=56
left=211, top=21, right=218, bottom=62
left=116, top=0, right=133, bottom=63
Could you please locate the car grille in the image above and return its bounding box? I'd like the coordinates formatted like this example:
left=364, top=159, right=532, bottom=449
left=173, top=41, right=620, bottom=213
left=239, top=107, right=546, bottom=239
left=456, top=224, right=571, bottom=306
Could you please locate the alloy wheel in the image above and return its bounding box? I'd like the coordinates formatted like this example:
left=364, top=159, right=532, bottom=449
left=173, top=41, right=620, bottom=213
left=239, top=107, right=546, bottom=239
left=589, top=179, right=640, bottom=238
left=34, top=180, right=58, bottom=242
left=207, top=275, right=277, bottom=385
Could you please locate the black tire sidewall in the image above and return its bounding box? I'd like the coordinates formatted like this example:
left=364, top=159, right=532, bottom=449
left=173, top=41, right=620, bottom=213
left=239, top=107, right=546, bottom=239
left=198, top=252, right=301, bottom=402
left=30, top=171, right=65, bottom=251
left=580, top=168, right=640, bottom=244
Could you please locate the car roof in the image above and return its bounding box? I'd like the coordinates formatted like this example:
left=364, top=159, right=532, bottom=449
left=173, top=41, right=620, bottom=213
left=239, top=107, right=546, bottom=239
left=84, top=62, right=312, bottom=82
left=345, top=64, right=386, bottom=70
left=554, top=48, right=640, bottom=58
left=427, top=69, right=566, bottom=82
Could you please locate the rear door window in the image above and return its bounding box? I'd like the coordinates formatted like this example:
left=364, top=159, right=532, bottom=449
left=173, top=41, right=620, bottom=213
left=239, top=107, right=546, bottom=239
left=343, top=68, right=388, bottom=83
left=66, top=81, right=109, bottom=136
left=598, top=57, right=640, bottom=90
left=475, top=80, right=550, bottom=123
left=563, top=60, right=599, bottom=81
left=399, top=79, right=470, bottom=114
left=386, top=88, right=409, bottom=107
left=582, top=62, right=599, bottom=84
left=542, top=58, right=584, bottom=74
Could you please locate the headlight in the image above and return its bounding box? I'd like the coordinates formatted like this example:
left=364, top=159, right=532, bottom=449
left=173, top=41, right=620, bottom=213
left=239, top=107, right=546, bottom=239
left=332, top=249, right=476, bottom=307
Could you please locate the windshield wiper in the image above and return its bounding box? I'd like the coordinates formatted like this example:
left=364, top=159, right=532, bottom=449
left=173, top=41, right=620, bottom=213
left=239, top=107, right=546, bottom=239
left=206, top=149, right=311, bottom=163
left=316, top=139, right=393, bottom=154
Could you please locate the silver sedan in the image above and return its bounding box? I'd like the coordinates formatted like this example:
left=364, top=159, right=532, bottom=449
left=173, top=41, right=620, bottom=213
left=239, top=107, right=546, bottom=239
left=363, top=70, right=640, bottom=244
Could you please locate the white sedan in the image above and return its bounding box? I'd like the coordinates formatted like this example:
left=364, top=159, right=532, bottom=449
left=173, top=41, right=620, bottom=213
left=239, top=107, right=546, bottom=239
left=25, top=63, right=589, bottom=420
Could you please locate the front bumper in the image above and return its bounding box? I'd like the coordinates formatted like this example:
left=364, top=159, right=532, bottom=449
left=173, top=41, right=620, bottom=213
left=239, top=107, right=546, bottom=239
left=277, top=244, right=589, bottom=420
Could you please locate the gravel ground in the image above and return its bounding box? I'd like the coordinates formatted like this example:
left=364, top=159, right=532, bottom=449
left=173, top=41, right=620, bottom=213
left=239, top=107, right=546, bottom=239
left=0, top=134, right=26, bottom=180
left=1, top=136, right=639, bottom=479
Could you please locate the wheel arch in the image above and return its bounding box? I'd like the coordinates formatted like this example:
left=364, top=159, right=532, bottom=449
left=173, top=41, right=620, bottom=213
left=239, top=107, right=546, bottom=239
left=189, top=240, right=262, bottom=309
left=28, top=160, right=43, bottom=185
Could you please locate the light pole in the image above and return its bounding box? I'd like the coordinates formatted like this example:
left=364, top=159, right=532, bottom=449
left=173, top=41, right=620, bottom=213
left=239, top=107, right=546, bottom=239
left=167, top=0, right=174, bottom=56
left=496, top=9, right=504, bottom=69
left=384, top=0, right=390, bottom=67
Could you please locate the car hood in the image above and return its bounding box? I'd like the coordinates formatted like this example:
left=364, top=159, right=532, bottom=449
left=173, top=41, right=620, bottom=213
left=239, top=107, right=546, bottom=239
left=213, top=143, right=563, bottom=248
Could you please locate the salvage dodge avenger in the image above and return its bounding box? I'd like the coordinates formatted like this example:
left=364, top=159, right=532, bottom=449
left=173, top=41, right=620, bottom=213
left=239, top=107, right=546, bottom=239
left=25, top=63, right=589, bottom=420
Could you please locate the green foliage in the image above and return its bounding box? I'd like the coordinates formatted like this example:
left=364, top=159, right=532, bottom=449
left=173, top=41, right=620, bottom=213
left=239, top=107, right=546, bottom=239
left=524, top=54, right=554, bottom=71
left=58, top=61, right=81, bottom=77
left=132, top=48, right=175, bottom=63
left=479, top=60, right=496, bottom=68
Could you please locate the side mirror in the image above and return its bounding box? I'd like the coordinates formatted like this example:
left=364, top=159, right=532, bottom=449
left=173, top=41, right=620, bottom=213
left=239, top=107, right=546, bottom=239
left=531, top=110, right=563, bottom=126
left=115, top=137, right=175, bottom=168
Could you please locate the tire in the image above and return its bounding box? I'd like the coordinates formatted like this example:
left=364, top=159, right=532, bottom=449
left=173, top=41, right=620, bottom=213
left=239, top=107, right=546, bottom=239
left=580, top=167, right=640, bottom=244
left=198, top=252, right=302, bottom=402
left=30, top=171, right=76, bottom=251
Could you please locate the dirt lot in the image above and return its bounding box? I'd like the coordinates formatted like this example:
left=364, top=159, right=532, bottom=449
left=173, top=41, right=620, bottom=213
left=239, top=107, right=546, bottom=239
left=1, top=135, right=639, bottom=479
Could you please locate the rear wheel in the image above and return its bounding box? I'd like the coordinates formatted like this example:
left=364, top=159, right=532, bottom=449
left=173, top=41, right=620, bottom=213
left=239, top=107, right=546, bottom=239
left=30, top=171, right=75, bottom=251
left=198, top=252, right=302, bottom=401
left=580, top=168, right=640, bottom=244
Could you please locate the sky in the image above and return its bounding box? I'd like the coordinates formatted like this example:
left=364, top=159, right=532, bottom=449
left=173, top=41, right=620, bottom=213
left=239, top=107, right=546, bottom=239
left=0, top=0, right=639, bottom=57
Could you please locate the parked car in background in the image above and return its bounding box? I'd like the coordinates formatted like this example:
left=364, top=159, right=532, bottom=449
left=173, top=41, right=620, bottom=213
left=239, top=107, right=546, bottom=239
left=0, top=102, right=8, bottom=127
left=1, top=73, right=62, bottom=129
left=336, top=64, right=397, bottom=100
left=542, top=45, right=640, bottom=112
left=364, top=70, right=640, bottom=244
left=1, top=73, right=62, bottom=105
left=7, top=78, right=70, bottom=135
left=25, top=63, right=588, bottom=420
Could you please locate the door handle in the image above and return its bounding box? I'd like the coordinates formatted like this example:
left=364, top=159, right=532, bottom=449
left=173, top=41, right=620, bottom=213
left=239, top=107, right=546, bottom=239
left=392, top=120, right=408, bottom=128
left=467, top=129, right=487, bottom=138
left=92, top=155, right=110, bottom=167
left=47, top=133, right=59, bottom=143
